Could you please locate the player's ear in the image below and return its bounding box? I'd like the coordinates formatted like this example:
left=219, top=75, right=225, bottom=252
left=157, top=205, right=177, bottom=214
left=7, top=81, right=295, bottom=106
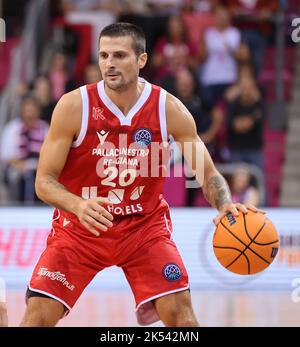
left=138, top=53, right=147, bottom=69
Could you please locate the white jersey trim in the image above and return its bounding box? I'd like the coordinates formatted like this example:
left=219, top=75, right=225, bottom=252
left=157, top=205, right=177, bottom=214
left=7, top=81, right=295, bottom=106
left=97, top=78, right=152, bottom=126
left=135, top=285, right=190, bottom=312
left=164, top=213, right=172, bottom=235
left=72, top=86, right=89, bottom=148
left=158, top=88, right=168, bottom=142
left=28, top=285, right=71, bottom=313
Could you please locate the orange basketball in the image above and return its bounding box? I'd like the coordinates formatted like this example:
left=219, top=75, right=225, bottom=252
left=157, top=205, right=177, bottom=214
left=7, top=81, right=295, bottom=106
left=213, top=211, right=280, bottom=275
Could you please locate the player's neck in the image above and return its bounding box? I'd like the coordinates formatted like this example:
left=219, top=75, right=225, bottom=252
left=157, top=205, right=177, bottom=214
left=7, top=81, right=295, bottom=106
left=104, top=79, right=144, bottom=117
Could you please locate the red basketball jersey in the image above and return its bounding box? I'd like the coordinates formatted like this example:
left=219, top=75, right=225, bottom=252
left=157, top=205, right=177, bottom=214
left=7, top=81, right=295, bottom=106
left=57, top=78, right=170, bottom=224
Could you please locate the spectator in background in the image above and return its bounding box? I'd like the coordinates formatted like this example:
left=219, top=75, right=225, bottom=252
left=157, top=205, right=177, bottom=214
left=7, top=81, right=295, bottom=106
left=32, top=76, right=56, bottom=124
left=48, top=51, right=77, bottom=101
left=181, top=0, right=217, bottom=49
left=174, top=68, right=223, bottom=149
left=61, top=0, right=106, bottom=11
left=146, top=0, right=183, bottom=14
left=198, top=6, right=249, bottom=110
left=61, top=0, right=149, bottom=14
left=83, top=63, right=102, bottom=84
left=152, top=16, right=197, bottom=85
left=224, top=63, right=255, bottom=103
left=227, top=0, right=279, bottom=76
left=60, top=0, right=116, bottom=61
left=227, top=77, right=264, bottom=170
left=174, top=67, right=223, bottom=206
left=230, top=165, right=260, bottom=205
left=0, top=96, right=48, bottom=203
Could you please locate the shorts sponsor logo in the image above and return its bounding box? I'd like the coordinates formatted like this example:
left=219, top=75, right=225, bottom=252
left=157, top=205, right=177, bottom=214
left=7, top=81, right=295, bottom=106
left=163, top=263, right=182, bottom=281
left=134, top=128, right=152, bottom=147
left=37, top=267, right=75, bottom=291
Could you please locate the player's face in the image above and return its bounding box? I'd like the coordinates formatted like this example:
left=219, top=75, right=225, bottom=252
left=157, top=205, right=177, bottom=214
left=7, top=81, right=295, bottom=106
left=99, top=36, right=147, bottom=91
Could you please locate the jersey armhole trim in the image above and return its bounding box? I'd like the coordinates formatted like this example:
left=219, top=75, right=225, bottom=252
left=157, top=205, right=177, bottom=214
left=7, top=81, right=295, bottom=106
left=72, top=86, right=89, bottom=148
left=159, top=88, right=168, bottom=142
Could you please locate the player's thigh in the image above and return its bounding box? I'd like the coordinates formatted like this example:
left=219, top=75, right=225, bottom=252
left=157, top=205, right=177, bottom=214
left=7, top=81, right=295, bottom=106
left=21, top=296, right=65, bottom=326
left=123, top=235, right=189, bottom=306
left=29, top=228, right=107, bottom=311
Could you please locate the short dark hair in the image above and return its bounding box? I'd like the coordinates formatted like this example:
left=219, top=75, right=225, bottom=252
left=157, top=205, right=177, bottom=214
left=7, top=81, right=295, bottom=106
left=99, top=22, right=146, bottom=56
left=21, top=94, right=41, bottom=109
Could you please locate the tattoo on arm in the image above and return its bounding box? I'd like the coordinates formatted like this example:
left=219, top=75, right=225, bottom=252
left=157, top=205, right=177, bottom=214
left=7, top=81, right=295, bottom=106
left=203, top=175, right=232, bottom=210
left=45, top=175, right=68, bottom=192
left=38, top=174, right=82, bottom=214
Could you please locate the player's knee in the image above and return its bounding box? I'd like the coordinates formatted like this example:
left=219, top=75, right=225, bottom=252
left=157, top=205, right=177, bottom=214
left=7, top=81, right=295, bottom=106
left=171, top=307, right=198, bottom=327
left=162, top=304, right=198, bottom=327
left=0, top=303, right=8, bottom=327
left=23, top=308, right=51, bottom=327
left=174, top=315, right=199, bottom=327
left=21, top=298, right=64, bottom=327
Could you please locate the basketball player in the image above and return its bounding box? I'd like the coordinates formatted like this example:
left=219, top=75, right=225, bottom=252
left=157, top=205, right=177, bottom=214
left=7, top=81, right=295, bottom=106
left=20, top=23, right=263, bottom=327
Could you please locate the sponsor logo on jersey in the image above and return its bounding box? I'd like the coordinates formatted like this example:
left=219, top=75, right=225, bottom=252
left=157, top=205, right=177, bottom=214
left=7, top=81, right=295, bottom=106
left=97, top=130, right=109, bottom=145
left=92, top=107, right=105, bottom=120
left=163, top=263, right=182, bottom=281
left=63, top=218, right=71, bottom=227
left=107, top=203, right=143, bottom=216
left=37, top=267, right=75, bottom=291
left=134, top=128, right=152, bottom=147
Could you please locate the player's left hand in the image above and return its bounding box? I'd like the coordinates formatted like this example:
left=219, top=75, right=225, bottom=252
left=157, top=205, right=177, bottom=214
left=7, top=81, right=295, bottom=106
left=213, top=203, right=266, bottom=226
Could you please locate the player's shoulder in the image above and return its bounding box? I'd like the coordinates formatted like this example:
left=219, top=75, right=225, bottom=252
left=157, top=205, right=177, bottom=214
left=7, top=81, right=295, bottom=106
left=50, top=88, right=82, bottom=133
left=57, top=88, right=82, bottom=110
left=165, top=91, right=184, bottom=114
left=165, top=91, right=197, bottom=137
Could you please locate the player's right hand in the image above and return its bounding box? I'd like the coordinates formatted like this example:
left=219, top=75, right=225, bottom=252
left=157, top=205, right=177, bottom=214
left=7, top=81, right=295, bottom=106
left=76, top=197, right=114, bottom=236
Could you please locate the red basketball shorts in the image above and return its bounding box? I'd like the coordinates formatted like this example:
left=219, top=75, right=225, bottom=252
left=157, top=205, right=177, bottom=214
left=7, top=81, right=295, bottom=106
left=28, top=201, right=189, bottom=325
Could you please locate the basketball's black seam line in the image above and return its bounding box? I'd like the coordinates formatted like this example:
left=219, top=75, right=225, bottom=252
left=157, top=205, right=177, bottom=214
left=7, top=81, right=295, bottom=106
left=226, top=253, right=250, bottom=273
left=249, top=239, right=279, bottom=246
left=220, top=220, right=270, bottom=264
left=243, top=214, right=278, bottom=246
left=220, top=221, right=271, bottom=265
left=226, top=223, right=265, bottom=274
left=242, top=214, right=278, bottom=258
left=222, top=220, right=269, bottom=268
left=219, top=220, right=257, bottom=253
left=243, top=212, right=264, bottom=243
left=222, top=247, right=251, bottom=274
left=214, top=246, right=250, bottom=273
left=213, top=246, right=243, bottom=252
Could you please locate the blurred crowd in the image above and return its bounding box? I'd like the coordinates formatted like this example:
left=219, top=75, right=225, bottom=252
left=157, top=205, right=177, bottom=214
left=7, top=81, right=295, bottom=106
left=0, top=0, right=283, bottom=205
